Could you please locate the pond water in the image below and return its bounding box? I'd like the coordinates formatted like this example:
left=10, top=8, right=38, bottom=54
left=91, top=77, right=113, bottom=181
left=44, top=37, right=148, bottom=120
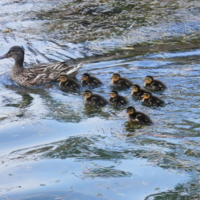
left=0, top=0, right=200, bottom=200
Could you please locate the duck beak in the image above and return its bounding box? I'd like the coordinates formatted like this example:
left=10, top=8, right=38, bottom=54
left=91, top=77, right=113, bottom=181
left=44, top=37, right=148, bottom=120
left=0, top=53, right=8, bottom=59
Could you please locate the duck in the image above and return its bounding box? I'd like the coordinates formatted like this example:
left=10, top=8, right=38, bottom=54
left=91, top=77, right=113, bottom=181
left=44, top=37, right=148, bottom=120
left=126, top=106, right=152, bottom=125
left=111, top=73, right=133, bottom=88
left=0, top=46, right=82, bottom=87
left=131, top=84, right=148, bottom=100
left=81, top=73, right=102, bottom=86
left=59, top=75, right=81, bottom=90
left=83, top=90, right=108, bottom=106
left=109, top=90, right=128, bottom=106
left=144, top=76, right=166, bottom=91
left=142, top=91, right=165, bottom=106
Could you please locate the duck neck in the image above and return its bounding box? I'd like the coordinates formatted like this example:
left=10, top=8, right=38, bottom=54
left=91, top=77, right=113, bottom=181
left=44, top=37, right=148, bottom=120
left=13, top=55, right=24, bottom=73
left=15, top=54, right=24, bottom=66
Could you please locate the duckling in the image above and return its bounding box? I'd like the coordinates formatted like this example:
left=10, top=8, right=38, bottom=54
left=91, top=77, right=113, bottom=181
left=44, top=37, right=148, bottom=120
left=142, top=91, right=165, bottom=106
left=81, top=73, right=102, bottom=86
left=83, top=90, right=108, bottom=106
left=127, top=106, right=152, bottom=125
left=59, top=75, right=81, bottom=90
left=109, top=90, right=128, bottom=106
left=0, top=46, right=82, bottom=87
left=144, top=76, right=166, bottom=91
left=111, top=73, right=133, bottom=88
left=131, top=84, right=148, bottom=100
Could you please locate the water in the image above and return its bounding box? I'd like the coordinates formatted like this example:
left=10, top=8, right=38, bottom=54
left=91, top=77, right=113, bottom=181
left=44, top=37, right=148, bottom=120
left=0, top=0, right=200, bottom=200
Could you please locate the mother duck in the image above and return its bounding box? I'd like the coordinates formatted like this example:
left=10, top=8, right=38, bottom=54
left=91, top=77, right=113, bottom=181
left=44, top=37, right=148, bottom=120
left=0, top=46, right=82, bottom=87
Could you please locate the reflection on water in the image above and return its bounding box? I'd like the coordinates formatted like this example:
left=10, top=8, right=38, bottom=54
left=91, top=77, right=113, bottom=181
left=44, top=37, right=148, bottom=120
left=0, top=48, right=200, bottom=199
left=0, top=0, right=200, bottom=199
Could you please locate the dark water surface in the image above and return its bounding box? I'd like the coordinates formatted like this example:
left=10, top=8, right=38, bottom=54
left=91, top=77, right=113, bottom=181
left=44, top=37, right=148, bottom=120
left=0, top=0, right=200, bottom=200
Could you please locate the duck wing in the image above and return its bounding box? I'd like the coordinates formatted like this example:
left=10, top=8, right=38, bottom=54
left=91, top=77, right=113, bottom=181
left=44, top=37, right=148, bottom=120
left=23, top=62, right=82, bottom=85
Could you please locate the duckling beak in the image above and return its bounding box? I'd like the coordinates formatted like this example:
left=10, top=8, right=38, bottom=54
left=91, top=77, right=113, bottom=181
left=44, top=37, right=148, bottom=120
left=0, top=53, right=8, bottom=59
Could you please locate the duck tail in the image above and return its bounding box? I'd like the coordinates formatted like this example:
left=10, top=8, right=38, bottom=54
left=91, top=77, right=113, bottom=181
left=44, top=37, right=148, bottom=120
left=66, top=63, right=83, bottom=76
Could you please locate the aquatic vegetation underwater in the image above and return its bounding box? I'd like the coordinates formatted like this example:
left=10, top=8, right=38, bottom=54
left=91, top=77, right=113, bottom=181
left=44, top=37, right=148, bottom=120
left=0, top=0, right=200, bottom=199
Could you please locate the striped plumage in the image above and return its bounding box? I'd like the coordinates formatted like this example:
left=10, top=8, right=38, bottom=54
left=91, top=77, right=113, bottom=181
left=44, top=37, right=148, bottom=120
left=0, top=46, right=82, bottom=87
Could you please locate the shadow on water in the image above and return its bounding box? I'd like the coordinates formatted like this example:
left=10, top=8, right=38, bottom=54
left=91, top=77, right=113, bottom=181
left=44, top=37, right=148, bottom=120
left=0, top=0, right=200, bottom=199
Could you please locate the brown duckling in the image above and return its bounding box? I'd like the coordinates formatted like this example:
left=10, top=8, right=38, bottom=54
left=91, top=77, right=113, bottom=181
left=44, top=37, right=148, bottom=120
left=109, top=90, right=128, bottom=106
left=127, top=106, right=152, bottom=125
left=144, top=76, right=166, bottom=91
left=131, top=84, right=148, bottom=100
left=111, top=73, right=133, bottom=88
left=59, top=75, right=81, bottom=90
left=83, top=90, right=108, bottom=106
left=81, top=73, right=102, bottom=86
left=142, top=91, right=165, bottom=106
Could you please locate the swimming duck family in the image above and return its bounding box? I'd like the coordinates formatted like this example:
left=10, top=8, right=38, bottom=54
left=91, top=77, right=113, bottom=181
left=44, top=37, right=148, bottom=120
left=0, top=45, right=170, bottom=126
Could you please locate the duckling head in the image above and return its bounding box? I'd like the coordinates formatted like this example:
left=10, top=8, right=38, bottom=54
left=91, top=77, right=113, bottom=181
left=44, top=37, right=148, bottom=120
left=0, top=46, right=24, bottom=64
left=144, top=76, right=154, bottom=84
left=59, top=75, right=69, bottom=83
left=82, top=73, right=90, bottom=81
left=111, top=73, right=120, bottom=82
left=126, top=106, right=136, bottom=114
left=132, top=84, right=140, bottom=92
left=110, top=90, right=118, bottom=98
left=142, top=92, right=152, bottom=100
left=83, top=90, right=92, bottom=99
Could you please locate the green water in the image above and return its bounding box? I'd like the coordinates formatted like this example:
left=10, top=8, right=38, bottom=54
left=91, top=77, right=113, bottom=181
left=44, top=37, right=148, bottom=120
left=0, top=0, right=200, bottom=200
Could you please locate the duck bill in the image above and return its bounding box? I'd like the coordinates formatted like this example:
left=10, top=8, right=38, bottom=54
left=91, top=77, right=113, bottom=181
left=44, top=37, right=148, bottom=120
left=0, top=53, right=8, bottom=59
